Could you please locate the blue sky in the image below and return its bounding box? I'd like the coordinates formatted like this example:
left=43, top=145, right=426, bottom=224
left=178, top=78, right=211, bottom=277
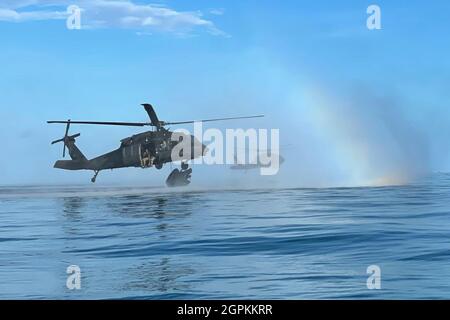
left=0, top=0, right=449, bottom=186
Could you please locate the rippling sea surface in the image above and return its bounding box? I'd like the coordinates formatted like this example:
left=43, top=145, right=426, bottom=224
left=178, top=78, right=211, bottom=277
left=1, top=173, right=450, bottom=299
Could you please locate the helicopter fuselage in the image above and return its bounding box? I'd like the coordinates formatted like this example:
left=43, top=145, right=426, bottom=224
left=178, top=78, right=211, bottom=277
left=54, top=129, right=206, bottom=172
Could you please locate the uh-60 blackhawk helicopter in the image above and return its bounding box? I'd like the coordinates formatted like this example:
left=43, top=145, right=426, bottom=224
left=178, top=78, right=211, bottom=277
left=47, top=103, right=263, bottom=187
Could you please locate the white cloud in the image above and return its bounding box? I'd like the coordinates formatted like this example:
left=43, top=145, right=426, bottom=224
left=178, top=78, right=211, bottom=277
left=0, top=0, right=227, bottom=36
left=0, top=1, right=41, bottom=10
left=0, top=8, right=67, bottom=21
left=209, top=8, right=225, bottom=16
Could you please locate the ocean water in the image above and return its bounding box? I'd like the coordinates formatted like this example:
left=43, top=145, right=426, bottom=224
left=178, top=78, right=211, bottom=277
left=1, top=173, right=450, bottom=299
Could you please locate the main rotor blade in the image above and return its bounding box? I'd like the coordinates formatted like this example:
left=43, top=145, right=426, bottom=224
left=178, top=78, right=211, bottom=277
left=164, top=115, right=264, bottom=125
left=47, top=115, right=264, bottom=127
left=47, top=120, right=150, bottom=127
left=141, top=104, right=160, bottom=127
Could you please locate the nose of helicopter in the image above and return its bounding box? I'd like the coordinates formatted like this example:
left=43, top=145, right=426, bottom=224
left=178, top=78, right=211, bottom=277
left=202, top=143, right=209, bottom=156
left=191, top=137, right=208, bottom=158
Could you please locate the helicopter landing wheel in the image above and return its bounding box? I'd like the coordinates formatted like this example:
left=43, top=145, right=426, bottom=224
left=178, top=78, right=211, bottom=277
left=91, top=170, right=99, bottom=183
left=181, top=162, right=189, bottom=170
left=155, top=162, right=163, bottom=170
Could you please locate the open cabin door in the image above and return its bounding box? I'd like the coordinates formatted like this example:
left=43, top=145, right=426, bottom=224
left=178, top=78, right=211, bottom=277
left=139, top=142, right=156, bottom=167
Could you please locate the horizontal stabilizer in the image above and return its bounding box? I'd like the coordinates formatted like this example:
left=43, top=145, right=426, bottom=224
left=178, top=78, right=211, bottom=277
left=54, top=160, right=88, bottom=170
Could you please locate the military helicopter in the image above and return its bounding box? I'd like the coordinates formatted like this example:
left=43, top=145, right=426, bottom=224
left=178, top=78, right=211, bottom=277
left=47, top=103, right=263, bottom=186
left=230, top=152, right=285, bottom=171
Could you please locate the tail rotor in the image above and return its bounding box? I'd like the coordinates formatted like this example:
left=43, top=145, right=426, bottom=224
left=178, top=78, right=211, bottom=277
left=51, top=120, right=80, bottom=158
